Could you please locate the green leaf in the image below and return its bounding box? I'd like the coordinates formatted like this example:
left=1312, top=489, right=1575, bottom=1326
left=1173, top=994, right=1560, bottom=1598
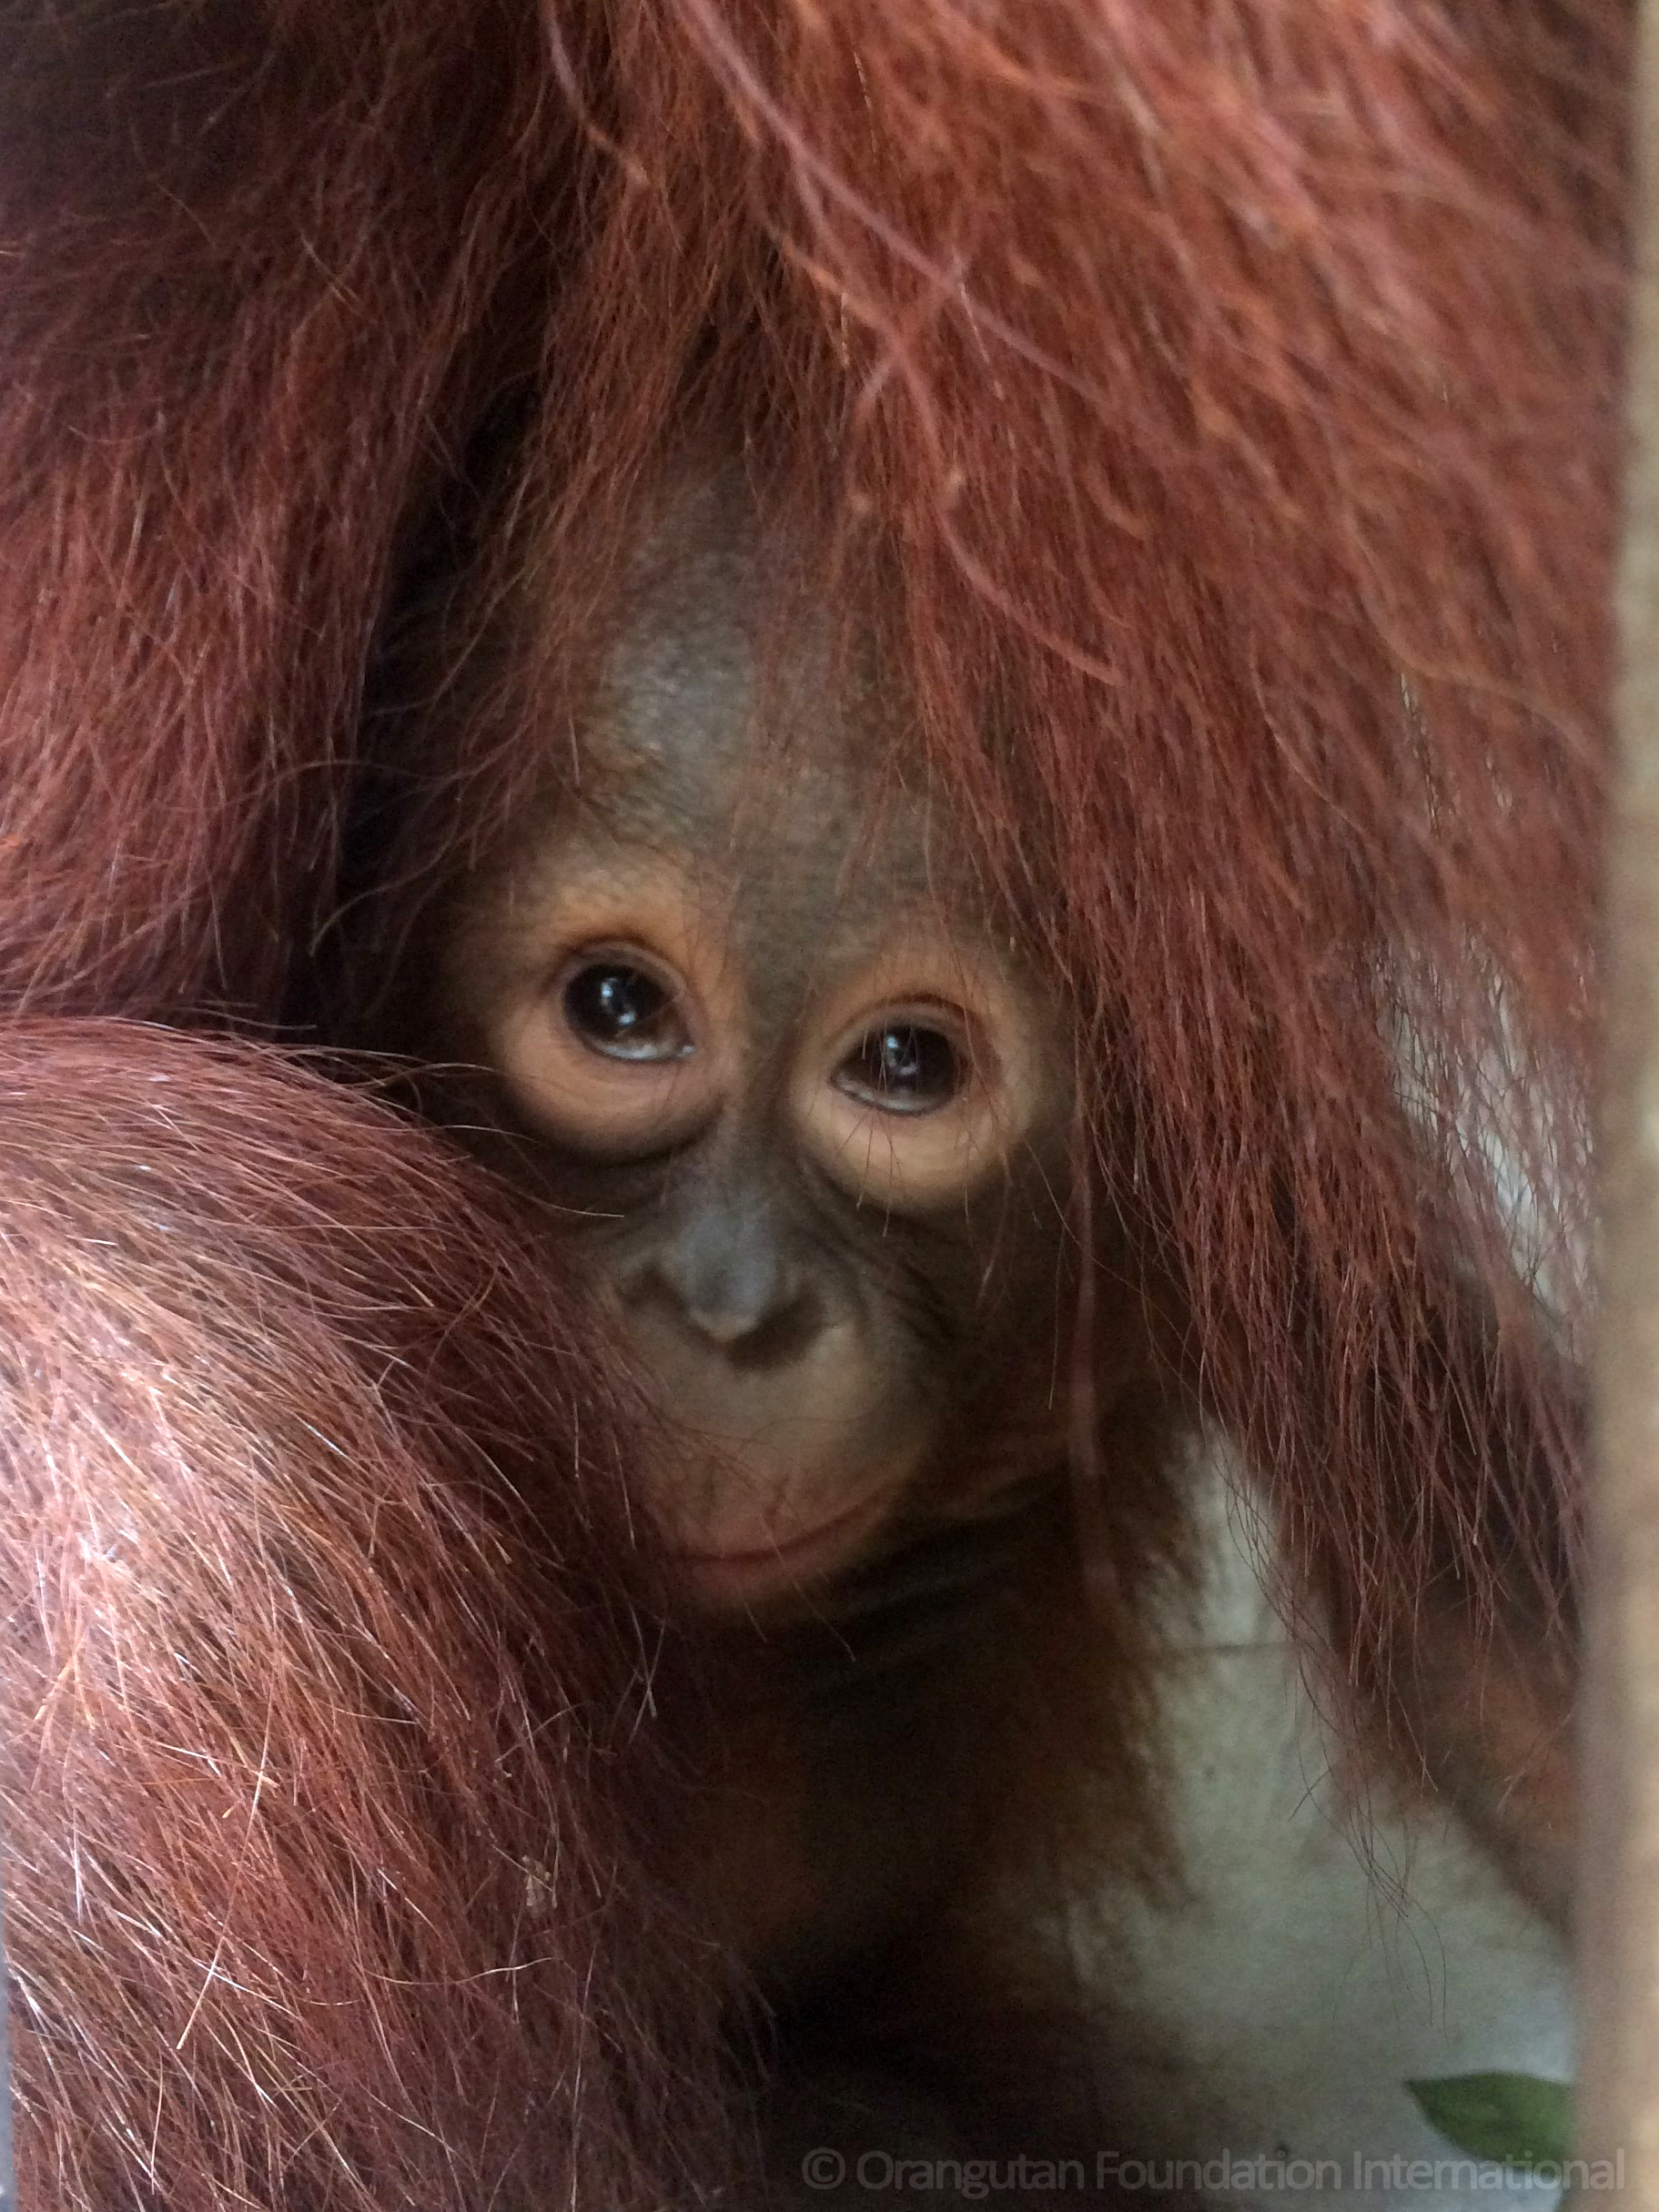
left=1406, top=2074, right=1573, bottom=2169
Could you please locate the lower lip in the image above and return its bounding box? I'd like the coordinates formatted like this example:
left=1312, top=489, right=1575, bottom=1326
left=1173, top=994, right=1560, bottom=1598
left=671, top=1488, right=893, bottom=1605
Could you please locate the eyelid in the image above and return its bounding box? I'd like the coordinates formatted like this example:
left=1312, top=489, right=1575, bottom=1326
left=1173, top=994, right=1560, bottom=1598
left=482, top=854, right=739, bottom=1030
left=827, top=998, right=976, bottom=1063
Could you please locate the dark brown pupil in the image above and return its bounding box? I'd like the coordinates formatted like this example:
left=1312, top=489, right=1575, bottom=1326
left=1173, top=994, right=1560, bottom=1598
left=563, top=964, right=688, bottom=1061
left=840, top=1024, right=960, bottom=1113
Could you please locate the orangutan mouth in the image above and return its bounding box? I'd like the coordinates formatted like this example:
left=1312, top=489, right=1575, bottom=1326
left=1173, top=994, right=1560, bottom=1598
left=671, top=1485, right=895, bottom=1604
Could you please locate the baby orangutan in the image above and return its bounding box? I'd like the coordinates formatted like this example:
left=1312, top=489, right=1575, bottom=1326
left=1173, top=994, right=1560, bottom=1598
left=367, top=465, right=1567, bottom=2172
left=380, top=470, right=1180, bottom=2057
left=433, top=500, right=1081, bottom=1607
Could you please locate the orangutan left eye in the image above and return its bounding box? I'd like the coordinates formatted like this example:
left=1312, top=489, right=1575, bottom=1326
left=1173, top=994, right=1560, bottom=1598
left=834, top=1022, right=964, bottom=1115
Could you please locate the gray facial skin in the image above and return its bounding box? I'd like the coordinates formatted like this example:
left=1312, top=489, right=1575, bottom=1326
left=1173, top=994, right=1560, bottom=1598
left=422, top=470, right=1078, bottom=1608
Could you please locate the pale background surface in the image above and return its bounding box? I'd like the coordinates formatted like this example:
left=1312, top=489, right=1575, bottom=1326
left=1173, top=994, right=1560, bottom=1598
left=1084, top=1458, right=1573, bottom=2212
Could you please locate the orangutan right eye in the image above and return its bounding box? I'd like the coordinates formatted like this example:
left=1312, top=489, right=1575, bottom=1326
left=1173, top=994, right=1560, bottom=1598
left=562, top=960, right=693, bottom=1063
left=487, top=924, right=724, bottom=1161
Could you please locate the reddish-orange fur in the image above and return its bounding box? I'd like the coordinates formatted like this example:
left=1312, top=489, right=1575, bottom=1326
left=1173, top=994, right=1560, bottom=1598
left=0, top=1023, right=736, bottom=2208
left=0, top=3, right=1626, bottom=2203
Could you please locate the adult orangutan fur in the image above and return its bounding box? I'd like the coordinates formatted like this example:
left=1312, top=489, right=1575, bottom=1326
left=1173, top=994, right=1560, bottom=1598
left=0, top=1024, right=739, bottom=2210
left=0, top=2, right=1627, bottom=2207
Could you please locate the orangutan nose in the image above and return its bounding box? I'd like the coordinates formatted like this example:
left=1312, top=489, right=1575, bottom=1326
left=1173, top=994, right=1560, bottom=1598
left=632, top=1205, right=815, bottom=1358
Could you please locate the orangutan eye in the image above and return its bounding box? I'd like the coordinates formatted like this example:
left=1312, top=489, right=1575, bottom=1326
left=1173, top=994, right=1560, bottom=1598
left=797, top=960, right=1037, bottom=1207
left=561, top=960, right=693, bottom=1062
left=834, top=1022, right=963, bottom=1114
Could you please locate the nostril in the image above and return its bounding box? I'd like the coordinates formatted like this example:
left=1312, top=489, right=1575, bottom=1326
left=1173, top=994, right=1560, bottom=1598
left=625, top=1260, right=822, bottom=1367
left=681, top=1296, right=776, bottom=1349
left=700, top=1288, right=823, bottom=1367
left=645, top=1221, right=790, bottom=1334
